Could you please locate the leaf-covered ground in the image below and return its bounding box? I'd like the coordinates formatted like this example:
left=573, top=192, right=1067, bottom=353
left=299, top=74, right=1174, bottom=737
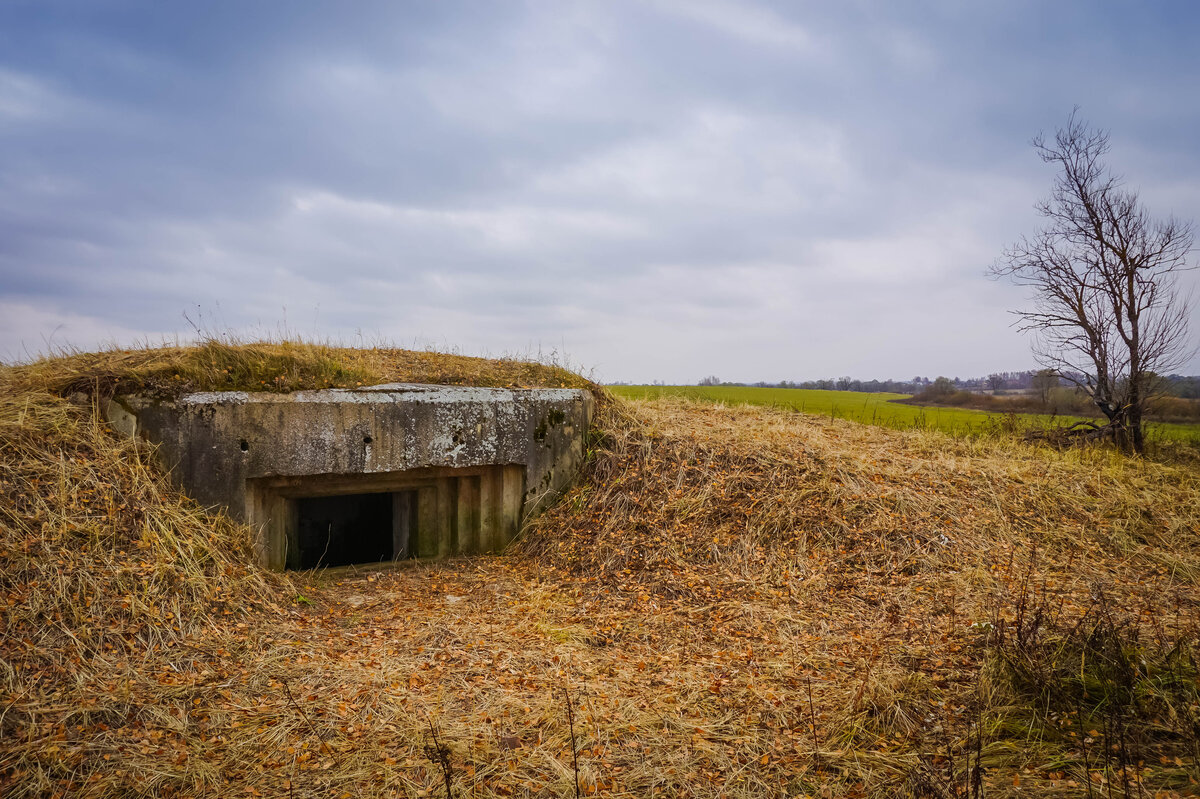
left=3, top=349, right=1200, bottom=797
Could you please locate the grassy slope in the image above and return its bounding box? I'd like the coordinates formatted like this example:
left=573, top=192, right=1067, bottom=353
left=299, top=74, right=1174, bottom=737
left=3, top=345, right=1200, bottom=797
left=5, top=339, right=593, bottom=400
left=611, top=384, right=1200, bottom=444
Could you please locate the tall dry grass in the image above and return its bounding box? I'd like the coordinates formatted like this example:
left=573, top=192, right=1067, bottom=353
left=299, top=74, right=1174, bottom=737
left=520, top=397, right=1200, bottom=794
left=4, top=338, right=593, bottom=400
left=523, top=397, right=1200, bottom=592
left=2, top=347, right=1200, bottom=797
left=0, top=378, right=283, bottom=796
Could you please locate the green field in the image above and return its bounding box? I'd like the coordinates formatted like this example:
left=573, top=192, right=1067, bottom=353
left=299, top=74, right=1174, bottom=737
left=609, top=384, right=1200, bottom=444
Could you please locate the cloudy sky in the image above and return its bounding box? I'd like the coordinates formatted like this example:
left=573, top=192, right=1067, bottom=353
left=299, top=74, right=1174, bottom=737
left=2, top=1, right=1198, bottom=383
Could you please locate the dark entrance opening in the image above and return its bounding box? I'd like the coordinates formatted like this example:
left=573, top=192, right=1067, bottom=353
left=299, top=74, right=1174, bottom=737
left=295, top=491, right=413, bottom=569
left=259, top=466, right=523, bottom=570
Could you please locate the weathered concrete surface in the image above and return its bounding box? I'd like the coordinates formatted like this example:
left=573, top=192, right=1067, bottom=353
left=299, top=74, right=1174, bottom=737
left=106, top=384, right=594, bottom=569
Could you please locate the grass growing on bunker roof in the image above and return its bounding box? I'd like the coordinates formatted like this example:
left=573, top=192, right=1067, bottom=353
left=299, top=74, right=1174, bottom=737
left=3, top=350, right=1200, bottom=797
left=4, top=338, right=595, bottom=400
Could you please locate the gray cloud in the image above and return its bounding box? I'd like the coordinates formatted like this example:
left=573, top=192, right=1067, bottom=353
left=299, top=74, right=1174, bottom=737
left=2, top=0, right=1199, bottom=382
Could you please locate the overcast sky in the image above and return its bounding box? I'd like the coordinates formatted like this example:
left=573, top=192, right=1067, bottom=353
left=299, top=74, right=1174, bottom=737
left=2, top=1, right=1199, bottom=383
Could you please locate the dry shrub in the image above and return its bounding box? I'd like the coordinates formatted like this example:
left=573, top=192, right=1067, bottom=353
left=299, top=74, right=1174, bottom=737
left=1149, top=394, right=1200, bottom=424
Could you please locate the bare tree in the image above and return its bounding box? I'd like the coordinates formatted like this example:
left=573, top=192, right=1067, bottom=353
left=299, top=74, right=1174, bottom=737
left=1031, top=368, right=1059, bottom=409
left=991, top=110, right=1194, bottom=453
left=928, top=376, right=956, bottom=398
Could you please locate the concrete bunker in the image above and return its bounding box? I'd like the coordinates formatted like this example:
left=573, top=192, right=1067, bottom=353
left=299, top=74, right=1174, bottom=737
left=105, top=384, right=593, bottom=570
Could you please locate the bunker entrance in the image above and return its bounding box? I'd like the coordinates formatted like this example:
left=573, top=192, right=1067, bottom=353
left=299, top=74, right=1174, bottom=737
left=293, top=491, right=418, bottom=569
left=254, top=465, right=527, bottom=571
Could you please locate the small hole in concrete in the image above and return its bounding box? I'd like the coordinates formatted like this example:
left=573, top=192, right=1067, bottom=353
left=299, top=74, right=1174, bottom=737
left=239, top=439, right=249, bottom=452
left=363, top=435, right=373, bottom=444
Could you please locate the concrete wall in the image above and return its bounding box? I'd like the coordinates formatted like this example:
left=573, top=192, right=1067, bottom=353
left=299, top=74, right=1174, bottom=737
left=106, top=383, right=593, bottom=569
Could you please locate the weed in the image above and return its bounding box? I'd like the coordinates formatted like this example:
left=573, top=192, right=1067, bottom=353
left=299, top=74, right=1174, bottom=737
left=978, top=558, right=1200, bottom=796
left=424, top=719, right=455, bottom=799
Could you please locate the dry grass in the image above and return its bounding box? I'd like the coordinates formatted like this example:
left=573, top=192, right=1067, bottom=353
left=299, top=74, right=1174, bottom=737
left=3, top=348, right=1200, bottom=797
left=522, top=398, right=1200, bottom=795
left=4, top=339, right=593, bottom=400
left=0, top=379, right=281, bottom=796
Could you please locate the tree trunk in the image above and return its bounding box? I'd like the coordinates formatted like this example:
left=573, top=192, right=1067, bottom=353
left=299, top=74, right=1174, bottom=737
left=1127, top=402, right=1145, bottom=454
left=1108, top=409, right=1129, bottom=453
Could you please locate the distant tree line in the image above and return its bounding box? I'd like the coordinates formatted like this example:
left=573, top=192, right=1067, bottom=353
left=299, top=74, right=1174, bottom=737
left=608, top=373, right=1200, bottom=406
left=684, top=371, right=1200, bottom=399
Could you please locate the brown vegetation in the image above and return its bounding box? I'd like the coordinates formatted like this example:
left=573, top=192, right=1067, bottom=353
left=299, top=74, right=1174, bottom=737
left=3, top=339, right=593, bottom=400
left=3, top=346, right=1200, bottom=797
left=905, top=385, right=1200, bottom=425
